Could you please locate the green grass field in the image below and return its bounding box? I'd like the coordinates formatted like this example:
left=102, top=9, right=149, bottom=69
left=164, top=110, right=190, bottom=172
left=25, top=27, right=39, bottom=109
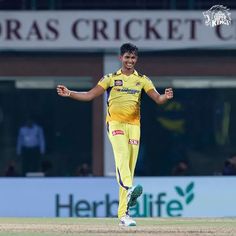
left=0, top=218, right=235, bottom=236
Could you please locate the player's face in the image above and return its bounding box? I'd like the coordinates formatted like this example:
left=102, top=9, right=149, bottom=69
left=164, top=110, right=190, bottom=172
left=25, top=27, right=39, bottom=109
left=119, top=52, right=138, bottom=70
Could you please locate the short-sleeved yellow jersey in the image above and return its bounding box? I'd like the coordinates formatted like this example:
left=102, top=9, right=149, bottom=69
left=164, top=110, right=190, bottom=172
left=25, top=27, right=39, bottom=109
left=98, top=69, right=155, bottom=125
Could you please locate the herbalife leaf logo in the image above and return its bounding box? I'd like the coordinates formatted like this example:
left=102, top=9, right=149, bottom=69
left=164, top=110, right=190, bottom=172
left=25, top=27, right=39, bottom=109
left=175, top=182, right=195, bottom=205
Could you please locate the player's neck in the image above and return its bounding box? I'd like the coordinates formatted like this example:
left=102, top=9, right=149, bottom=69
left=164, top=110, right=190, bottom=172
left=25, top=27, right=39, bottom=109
left=121, top=68, right=134, bottom=76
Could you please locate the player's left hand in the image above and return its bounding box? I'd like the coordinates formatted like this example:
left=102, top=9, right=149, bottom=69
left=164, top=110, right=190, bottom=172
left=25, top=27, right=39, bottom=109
left=165, top=88, right=173, bottom=99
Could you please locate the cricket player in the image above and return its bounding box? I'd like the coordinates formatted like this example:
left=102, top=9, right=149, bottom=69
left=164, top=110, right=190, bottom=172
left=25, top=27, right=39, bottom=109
left=57, top=43, right=173, bottom=226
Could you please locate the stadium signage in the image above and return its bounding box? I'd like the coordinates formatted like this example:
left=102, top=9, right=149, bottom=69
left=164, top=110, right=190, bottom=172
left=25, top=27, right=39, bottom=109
left=0, top=11, right=235, bottom=50
left=0, top=19, right=59, bottom=41
left=55, top=193, right=185, bottom=217
left=0, top=18, right=202, bottom=42
left=0, top=177, right=236, bottom=217
left=55, top=194, right=118, bottom=217
left=55, top=182, right=195, bottom=217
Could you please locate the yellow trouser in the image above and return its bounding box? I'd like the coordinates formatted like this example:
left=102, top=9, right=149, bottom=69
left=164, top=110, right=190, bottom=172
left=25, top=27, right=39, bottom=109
left=107, top=121, right=140, bottom=219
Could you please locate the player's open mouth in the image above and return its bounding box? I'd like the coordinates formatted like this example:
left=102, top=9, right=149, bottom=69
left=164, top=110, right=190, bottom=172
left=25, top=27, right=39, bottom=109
left=126, top=63, right=133, bottom=67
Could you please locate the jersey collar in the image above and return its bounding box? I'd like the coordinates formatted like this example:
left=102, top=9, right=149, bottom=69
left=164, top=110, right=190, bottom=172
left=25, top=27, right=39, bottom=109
left=117, top=69, right=138, bottom=76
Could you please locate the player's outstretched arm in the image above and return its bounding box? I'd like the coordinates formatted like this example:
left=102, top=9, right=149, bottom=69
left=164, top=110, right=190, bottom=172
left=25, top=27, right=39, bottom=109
left=57, top=84, right=105, bottom=101
left=147, top=88, right=173, bottom=104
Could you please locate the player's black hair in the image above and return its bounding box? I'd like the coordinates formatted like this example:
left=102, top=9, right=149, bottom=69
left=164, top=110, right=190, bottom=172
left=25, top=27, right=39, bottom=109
left=120, top=43, right=138, bottom=56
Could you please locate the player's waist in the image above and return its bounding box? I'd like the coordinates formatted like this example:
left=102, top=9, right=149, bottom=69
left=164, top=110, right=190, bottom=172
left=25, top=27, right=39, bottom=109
left=106, top=114, right=140, bottom=126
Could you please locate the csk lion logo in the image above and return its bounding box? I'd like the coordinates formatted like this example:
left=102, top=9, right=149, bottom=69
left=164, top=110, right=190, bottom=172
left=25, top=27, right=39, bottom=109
left=203, top=5, right=231, bottom=27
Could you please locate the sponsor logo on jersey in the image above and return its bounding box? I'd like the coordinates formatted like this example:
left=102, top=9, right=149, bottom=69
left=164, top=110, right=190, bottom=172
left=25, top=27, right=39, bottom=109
left=114, top=80, right=123, bottom=86
left=114, top=87, right=140, bottom=94
left=128, top=139, right=139, bottom=145
left=112, top=130, right=124, bottom=136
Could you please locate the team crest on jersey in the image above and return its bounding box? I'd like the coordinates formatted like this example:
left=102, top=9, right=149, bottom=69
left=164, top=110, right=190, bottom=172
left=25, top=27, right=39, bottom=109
left=114, top=80, right=123, bottom=86
left=136, top=82, right=141, bottom=86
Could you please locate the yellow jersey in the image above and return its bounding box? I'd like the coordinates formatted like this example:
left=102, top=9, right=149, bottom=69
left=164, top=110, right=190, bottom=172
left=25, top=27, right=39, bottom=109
left=98, top=69, right=155, bottom=125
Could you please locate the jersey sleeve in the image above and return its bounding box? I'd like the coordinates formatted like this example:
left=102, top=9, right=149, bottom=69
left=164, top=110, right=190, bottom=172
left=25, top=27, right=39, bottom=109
left=143, top=76, right=156, bottom=92
left=97, top=74, right=111, bottom=90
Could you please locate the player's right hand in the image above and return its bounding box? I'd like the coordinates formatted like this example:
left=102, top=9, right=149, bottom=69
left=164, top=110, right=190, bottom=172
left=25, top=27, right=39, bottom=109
left=57, top=85, right=71, bottom=97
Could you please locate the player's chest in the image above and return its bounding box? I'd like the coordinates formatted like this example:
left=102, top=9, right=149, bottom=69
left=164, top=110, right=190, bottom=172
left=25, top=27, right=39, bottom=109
left=111, top=78, right=142, bottom=96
